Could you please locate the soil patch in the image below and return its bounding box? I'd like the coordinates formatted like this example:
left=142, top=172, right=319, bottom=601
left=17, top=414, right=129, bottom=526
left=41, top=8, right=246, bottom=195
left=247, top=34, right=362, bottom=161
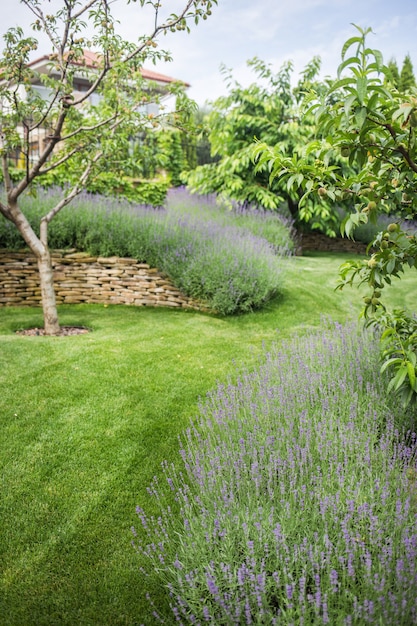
left=16, top=326, right=90, bottom=337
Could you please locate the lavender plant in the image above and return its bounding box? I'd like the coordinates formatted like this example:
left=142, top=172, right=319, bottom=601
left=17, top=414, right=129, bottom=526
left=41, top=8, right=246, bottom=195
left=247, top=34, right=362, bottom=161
left=143, top=214, right=284, bottom=314
left=133, top=320, right=417, bottom=625
left=0, top=187, right=289, bottom=314
left=167, top=187, right=295, bottom=254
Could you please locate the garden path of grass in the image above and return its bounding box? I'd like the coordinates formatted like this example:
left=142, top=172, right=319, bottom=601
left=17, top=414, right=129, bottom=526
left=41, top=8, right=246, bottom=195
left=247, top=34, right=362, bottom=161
left=1, top=253, right=417, bottom=625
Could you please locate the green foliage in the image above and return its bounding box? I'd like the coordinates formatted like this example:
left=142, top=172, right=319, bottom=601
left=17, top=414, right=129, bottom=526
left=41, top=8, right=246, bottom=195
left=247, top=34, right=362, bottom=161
left=36, top=166, right=169, bottom=205
left=193, top=107, right=217, bottom=166
left=255, top=24, right=417, bottom=405
left=87, top=174, right=169, bottom=205
left=157, top=130, right=187, bottom=186
left=186, top=57, right=343, bottom=233
left=386, top=58, right=401, bottom=90
left=400, top=54, right=416, bottom=92
left=385, top=55, right=416, bottom=93
left=379, top=309, right=417, bottom=405
left=116, top=131, right=165, bottom=180
left=130, top=180, right=169, bottom=206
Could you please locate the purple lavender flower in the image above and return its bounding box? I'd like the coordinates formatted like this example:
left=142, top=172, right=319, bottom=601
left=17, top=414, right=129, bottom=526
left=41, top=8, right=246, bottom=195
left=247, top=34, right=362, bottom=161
left=133, top=320, right=417, bottom=624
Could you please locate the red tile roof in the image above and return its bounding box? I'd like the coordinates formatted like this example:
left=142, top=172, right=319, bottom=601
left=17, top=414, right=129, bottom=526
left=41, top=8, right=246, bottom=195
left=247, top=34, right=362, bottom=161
left=28, top=50, right=189, bottom=86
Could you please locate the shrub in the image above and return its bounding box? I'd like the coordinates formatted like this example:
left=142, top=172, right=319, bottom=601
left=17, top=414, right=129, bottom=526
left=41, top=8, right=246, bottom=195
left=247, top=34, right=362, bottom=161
left=138, top=216, right=284, bottom=314
left=167, top=187, right=295, bottom=253
left=33, top=168, right=169, bottom=206
left=0, top=187, right=290, bottom=315
left=0, top=161, right=168, bottom=206
left=127, top=195, right=289, bottom=315
left=85, top=173, right=169, bottom=206
left=133, top=320, right=417, bottom=625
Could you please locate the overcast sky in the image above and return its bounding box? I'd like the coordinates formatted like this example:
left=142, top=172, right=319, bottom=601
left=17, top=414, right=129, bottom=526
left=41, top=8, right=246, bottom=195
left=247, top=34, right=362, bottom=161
left=2, top=0, right=417, bottom=106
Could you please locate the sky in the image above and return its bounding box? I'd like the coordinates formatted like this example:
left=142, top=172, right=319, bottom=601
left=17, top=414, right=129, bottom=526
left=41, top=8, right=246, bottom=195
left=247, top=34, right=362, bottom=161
left=2, top=0, right=417, bottom=107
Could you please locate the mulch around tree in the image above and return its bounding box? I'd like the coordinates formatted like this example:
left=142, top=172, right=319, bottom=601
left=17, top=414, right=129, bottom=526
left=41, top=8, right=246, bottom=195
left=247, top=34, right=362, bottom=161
left=16, top=326, right=90, bottom=336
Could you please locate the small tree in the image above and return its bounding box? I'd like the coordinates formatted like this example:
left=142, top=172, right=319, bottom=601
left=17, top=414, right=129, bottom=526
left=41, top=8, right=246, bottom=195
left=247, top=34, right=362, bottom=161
left=0, top=0, right=216, bottom=334
left=185, top=56, right=345, bottom=233
left=254, top=25, right=417, bottom=405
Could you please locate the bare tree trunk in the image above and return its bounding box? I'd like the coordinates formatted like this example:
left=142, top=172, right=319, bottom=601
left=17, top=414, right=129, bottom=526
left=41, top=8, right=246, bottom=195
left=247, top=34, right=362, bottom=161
left=6, top=202, right=61, bottom=335
left=37, top=248, right=60, bottom=335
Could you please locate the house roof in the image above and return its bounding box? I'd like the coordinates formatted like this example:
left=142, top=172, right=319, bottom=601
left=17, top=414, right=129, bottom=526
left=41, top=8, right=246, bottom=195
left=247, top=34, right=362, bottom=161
left=28, top=50, right=190, bottom=87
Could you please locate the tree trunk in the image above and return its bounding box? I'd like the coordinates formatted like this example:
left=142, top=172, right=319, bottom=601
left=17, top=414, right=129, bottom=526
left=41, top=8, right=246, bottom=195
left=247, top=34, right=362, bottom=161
left=286, top=195, right=299, bottom=221
left=6, top=200, right=61, bottom=335
left=37, top=249, right=60, bottom=335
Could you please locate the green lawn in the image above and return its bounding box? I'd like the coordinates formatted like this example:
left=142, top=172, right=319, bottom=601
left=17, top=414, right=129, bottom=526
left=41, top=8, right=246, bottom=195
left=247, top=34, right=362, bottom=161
left=1, top=253, right=417, bottom=625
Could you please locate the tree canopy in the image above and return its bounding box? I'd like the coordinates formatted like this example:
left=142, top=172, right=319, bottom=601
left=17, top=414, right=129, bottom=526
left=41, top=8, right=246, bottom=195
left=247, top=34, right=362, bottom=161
left=386, top=54, right=416, bottom=92
left=185, top=56, right=350, bottom=233
left=400, top=54, right=416, bottom=92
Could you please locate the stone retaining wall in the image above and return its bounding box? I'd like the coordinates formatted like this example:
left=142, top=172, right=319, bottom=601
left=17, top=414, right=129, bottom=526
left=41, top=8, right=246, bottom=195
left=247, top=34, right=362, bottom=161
left=0, top=250, right=203, bottom=310
left=0, top=237, right=369, bottom=309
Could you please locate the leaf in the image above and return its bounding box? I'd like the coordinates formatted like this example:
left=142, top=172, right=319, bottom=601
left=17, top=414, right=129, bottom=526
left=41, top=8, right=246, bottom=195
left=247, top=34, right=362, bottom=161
left=343, top=217, right=354, bottom=239
left=393, top=364, right=409, bottom=392
left=287, top=174, right=296, bottom=191
left=295, top=173, right=304, bottom=187
left=402, top=386, right=415, bottom=407
left=344, top=93, right=357, bottom=117
left=355, top=106, right=367, bottom=129
left=372, top=49, right=384, bottom=71
left=337, top=56, right=360, bottom=77
left=366, top=91, right=380, bottom=111
left=303, top=141, right=321, bottom=157
left=381, top=327, right=396, bottom=341
left=387, top=366, right=408, bottom=394
left=380, top=357, right=403, bottom=373
left=340, top=36, right=362, bottom=61
left=392, top=104, right=413, bottom=123
left=327, top=76, right=355, bottom=96
left=407, top=350, right=417, bottom=368
left=356, top=76, right=368, bottom=104
left=406, top=361, right=416, bottom=390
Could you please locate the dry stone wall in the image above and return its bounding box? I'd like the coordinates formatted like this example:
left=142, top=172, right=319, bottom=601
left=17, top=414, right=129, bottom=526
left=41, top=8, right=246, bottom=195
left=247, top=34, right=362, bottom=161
left=0, top=237, right=368, bottom=309
left=0, top=249, right=203, bottom=310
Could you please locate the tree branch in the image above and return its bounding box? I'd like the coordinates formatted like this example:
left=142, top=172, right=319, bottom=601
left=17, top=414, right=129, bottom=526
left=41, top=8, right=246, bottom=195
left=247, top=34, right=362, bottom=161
left=1, top=149, right=13, bottom=198
left=367, top=115, right=417, bottom=174
left=37, top=146, right=82, bottom=174
left=0, top=201, right=11, bottom=220
left=41, top=149, right=103, bottom=239
left=22, top=0, right=61, bottom=51
left=122, top=0, right=196, bottom=65
left=56, top=112, right=119, bottom=143
left=37, top=111, right=117, bottom=173
left=395, top=142, right=417, bottom=174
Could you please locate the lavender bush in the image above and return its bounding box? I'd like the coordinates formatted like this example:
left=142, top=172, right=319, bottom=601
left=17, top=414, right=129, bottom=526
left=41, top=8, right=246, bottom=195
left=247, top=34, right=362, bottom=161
left=133, top=320, right=417, bottom=625
left=0, top=187, right=290, bottom=314
left=166, top=187, right=295, bottom=254
left=137, top=214, right=285, bottom=314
